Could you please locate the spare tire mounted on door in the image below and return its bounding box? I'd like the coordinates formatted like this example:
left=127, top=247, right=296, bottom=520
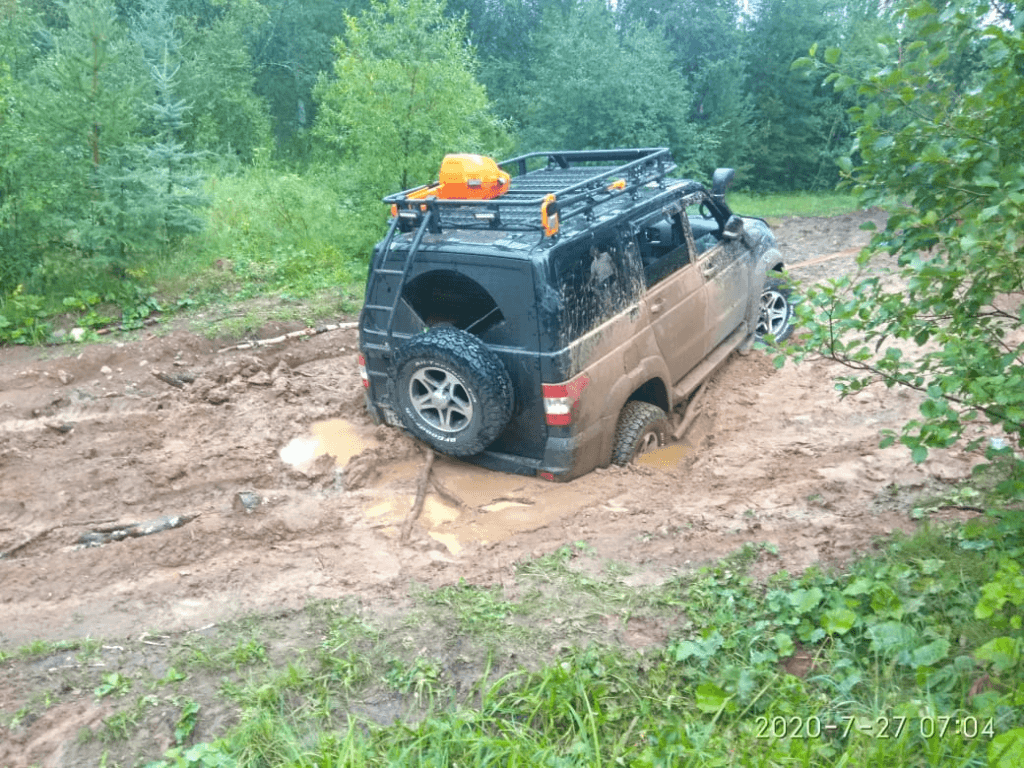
left=391, top=327, right=513, bottom=457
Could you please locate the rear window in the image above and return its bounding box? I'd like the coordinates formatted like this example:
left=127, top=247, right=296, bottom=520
left=552, top=225, right=643, bottom=346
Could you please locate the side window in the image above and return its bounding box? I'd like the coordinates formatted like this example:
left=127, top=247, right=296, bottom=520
left=636, top=211, right=690, bottom=287
left=686, top=199, right=723, bottom=255
left=553, top=227, right=641, bottom=345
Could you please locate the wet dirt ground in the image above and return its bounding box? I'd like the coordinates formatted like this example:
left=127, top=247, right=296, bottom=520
left=0, top=210, right=985, bottom=650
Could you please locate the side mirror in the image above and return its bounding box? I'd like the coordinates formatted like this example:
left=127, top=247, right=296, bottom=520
left=722, top=215, right=744, bottom=240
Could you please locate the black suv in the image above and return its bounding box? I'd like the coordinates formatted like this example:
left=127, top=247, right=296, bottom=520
left=357, top=148, right=791, bottom=480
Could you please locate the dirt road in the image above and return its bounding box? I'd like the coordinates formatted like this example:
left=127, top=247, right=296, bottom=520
left=0, top=210, right=982, bottom=647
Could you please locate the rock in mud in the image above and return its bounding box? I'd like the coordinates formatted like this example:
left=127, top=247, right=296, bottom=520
left=233, top=491, right=262, bottom=513
left=248, top=370, right=272, bottom=387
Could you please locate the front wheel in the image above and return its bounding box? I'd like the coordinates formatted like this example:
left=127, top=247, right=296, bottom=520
left=755, top=274, right=795, bottom=343
left=611, top=401, right=669, bottom=465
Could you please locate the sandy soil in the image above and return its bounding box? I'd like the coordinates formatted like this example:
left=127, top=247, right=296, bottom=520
left=0, top=210, right=984, bottom=650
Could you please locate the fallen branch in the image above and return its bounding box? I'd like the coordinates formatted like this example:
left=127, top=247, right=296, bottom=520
left=94, top=317, right=161, bottom=336
left=0, top=530, right=49, bottom=560
left=430, top=477, right=476, bottom=515
left=0, top=517, right=119, bottom=559
left=487, top=496, right=535, bottom=507
left=76, top=514, right=199, bottom=547
left=401, top=447, right=436, bottom=543
left=217, top=322, right=358, bottom=354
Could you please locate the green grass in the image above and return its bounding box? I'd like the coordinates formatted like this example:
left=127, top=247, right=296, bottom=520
left=4, top=511, right=1022, bottom=766
left=123, top=511, right=1023, bottom=768
left=0, top=163, right=375, bottom=344
left=174, top=625, right=272, bottom=674
left=149, top=164, right=374, bottom=306
left=731, top=190, right=866, bottom=218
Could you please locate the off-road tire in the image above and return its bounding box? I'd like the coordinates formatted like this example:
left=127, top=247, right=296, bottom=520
left=755, top=274, right=795, bottom=343
left=391, top=328, right=513, bottom=457
left=611, top=401, right=670, bottom=465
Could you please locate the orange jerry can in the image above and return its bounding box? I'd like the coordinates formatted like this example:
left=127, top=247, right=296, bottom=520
left=436, top=154, right=510, bottom=199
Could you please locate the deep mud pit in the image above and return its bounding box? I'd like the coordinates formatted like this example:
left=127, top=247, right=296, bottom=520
left=0, top=210, right=986, bottom=648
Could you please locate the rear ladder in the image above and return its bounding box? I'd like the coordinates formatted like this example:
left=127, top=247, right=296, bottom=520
left=360, top=208, right=434, bottom=359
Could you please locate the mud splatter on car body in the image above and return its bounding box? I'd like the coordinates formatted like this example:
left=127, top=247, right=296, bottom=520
left=359, top=149, right=790, bottom=479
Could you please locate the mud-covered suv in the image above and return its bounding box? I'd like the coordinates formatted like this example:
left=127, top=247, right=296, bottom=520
left=357, top=148, right=792, bottom=480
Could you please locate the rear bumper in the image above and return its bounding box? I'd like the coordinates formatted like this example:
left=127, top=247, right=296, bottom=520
left=364, top=389, right=607, bottom=480
left=445, top=417, right=607, bottom=481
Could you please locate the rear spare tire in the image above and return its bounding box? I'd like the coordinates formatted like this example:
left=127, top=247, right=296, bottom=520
left=391, top=328, right=513, bottom=457
left=612, top=401, right=669, bottom=465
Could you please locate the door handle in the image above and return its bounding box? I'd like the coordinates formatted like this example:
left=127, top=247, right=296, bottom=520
left=650, top=299, right=664, bottom=314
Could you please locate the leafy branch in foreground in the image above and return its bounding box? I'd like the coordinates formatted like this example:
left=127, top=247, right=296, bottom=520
left=789, top=1, right=1024, bottom=487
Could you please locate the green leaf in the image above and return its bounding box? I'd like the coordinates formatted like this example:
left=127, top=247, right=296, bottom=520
left=867, top=621, right=918, bottom=654
left=774, top=632, right=795, bottom=656
left=975, top=636, right=1022, bottom=673
left=674, top=640, right=701, bottom=662
left=788, top=587, right=824, bottom=614
left=843, top=577, right=874, bottom=596
left=695, top=682, right=733, bottom=714
left=990, top=728, right=1024, bottom=768
left=821, top=608, right=858, bottom=635
left=910, top=638, right=949, bottom=667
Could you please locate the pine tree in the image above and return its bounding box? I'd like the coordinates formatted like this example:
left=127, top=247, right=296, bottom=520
left=108, top=0, right=207, bottom=257
left=25, top=0, right=142, bottom=279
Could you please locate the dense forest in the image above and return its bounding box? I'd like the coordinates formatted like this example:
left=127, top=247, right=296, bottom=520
left=0, top=0, right=1018, bottom=321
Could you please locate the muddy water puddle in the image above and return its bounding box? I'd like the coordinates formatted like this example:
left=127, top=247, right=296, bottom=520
left=635, top=441, right=697, bottom=470
left=281, top=418, right=614, bottom=555
left=279, top=418, right=378, bottom=470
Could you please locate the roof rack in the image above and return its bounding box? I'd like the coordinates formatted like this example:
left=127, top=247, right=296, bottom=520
left=384, top=148, right=675, bottom=237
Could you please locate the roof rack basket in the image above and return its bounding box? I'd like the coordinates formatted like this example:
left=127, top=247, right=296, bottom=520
left=384, top=148, right=675, bottom=237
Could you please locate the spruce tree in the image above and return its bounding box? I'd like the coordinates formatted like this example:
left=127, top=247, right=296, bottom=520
left=101, top=0, right=207, bottom=260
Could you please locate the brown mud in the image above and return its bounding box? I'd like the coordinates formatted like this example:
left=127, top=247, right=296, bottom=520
left=0, top=209, right=984, bottom=651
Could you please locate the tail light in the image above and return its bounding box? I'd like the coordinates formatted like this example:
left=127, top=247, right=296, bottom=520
left=542, top=374, right=590, bottom=426
left=357, top=353, right=369, bottom=388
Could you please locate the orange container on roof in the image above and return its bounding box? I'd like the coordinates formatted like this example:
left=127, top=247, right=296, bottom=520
left=436, top=154, right=510, bottom=199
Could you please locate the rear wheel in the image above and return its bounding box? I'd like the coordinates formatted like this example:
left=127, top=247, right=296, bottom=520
left=611, top=401, right=669, bottom=465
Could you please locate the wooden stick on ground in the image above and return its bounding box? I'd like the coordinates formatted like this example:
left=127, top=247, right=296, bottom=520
left=0, top=517, right=119, bottom=560
left=430, top=477, right=476, bottom=515
left=401, top=447, right=436, bottom=543
left=0, top=530, right=50, bottom=560
left=216, top=322, right=358, bottom=354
